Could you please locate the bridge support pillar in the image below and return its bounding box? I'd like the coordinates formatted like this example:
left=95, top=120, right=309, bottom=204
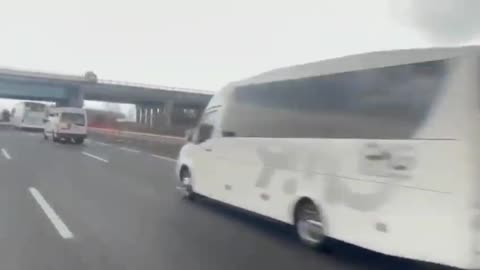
left=139, top=105, right=147, bottom=124
left=150, top=107, right=157, bottom=129
left=153, top=107, right=162, bottom=129
left=142, top=106, right=147, bottom=125
left=151, top=107, right=156, bottom=128
left=137, top=102, right=173, bottom=129
left=136, top=105, right=143, bottom=124
left=136, top=106, right=141, bottom=123
left=164, top=100, right=174, bottom=128
left=148, top=107, right=153, bottom=128
left=145, top=107, right=152, bottom=127
left=57, top=87, right=84, bottom=107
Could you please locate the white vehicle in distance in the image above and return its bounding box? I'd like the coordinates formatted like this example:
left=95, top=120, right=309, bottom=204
left=43, top=107, right=87, bottom=144
left=176, top=46, right=480, bottom=269
left=11, top=101, right=47, bottom=130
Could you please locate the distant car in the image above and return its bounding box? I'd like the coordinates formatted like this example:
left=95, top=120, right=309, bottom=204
left=43, top=107, right=87, bottom=144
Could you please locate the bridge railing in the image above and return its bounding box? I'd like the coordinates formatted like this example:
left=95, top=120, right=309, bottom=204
left=98, top=79, right=213, bottom=95
left=0, top=66, right=214, bottom=96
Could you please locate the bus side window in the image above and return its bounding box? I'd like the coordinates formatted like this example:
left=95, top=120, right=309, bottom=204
left=197, top=124, right=214, bottom=143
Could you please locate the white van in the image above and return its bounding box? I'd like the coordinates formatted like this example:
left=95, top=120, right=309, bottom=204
left=44, top=107, right=87, bottom=144
left=176, top=46, right=480, bottom=269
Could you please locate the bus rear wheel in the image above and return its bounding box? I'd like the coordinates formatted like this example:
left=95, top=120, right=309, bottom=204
left=295, top=200, right=326, bottom=249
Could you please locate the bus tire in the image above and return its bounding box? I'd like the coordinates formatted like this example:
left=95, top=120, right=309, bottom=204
left=294, top=199, right=327, bottom=249
left=43, top=132, right=48, bottom=140
left=74, top=138, right=84, bottom=145
left=179, top=167, right=195, bottom=200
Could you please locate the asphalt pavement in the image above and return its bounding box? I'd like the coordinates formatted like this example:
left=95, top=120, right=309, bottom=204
left=0, top=127, right=449, bottom=270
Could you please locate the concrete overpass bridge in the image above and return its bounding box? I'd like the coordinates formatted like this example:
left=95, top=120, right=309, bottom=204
left=0, top=67, right=213, bottom=130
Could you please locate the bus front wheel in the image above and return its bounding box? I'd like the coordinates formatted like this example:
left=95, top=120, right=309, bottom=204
left=179, top=168, right=195, bottom=200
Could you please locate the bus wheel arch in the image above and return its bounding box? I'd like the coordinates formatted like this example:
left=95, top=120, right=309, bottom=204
left=293, top=197, right=328, bottom=249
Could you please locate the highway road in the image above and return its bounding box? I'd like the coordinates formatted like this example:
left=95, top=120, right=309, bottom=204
left=0, top=127, right=447, bottom=270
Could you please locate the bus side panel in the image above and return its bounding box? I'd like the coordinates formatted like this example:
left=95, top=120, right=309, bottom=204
left=207, top=137, right=332, bottom=220
left=327, top=139, right=470, bottom=268
left=212, top=137, right=471, bottom=268
left=467, top=56, right=480, bottom=268
left=324, top=56, right=478, bottom=269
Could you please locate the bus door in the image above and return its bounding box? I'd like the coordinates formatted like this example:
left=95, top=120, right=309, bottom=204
left=190, top=110, right=224, bottom=200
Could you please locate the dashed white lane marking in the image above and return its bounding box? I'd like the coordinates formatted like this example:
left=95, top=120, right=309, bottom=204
left=1, top=148, right=11, bottom=160
left=151, top=154, right=176, bottom=162
left=119, top=147, right=140, bottom=153
left=94, top=141, right=111, bottom=146
left=82, top=151, right=109, bottom=163
left=28, top=187, right=74, bottom=239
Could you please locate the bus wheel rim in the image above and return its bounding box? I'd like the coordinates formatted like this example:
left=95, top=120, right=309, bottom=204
left=298, top=210, right=324, bottom=244
left=181, top=175, right=192, bottom=196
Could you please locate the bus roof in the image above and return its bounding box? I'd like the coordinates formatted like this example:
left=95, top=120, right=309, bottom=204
left=237, top=46, right=480, bottom=86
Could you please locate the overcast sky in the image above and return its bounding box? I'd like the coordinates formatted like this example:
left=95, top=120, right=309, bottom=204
left=0, top=0, right=479, bottom=111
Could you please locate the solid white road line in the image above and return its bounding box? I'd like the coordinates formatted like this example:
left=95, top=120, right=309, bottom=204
left=1, top=148, right=11, bottom=160
left=151, top=154, right=176, bottom=162
left=82, top=151, right=109, bottom=163
left=28, top=187, right=74, bottom=239
left=95, top=141, right=111, bottom=146
left=120, top=147, right=140, bottom=153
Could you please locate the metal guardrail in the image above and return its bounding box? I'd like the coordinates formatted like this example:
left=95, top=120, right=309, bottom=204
left=88, top=127, right=183, bottom=159
left=88, top=127, right=186, bottom=145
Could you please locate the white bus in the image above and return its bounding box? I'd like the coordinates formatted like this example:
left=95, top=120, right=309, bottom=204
left=176, top=46, right=480, bottom=269
left=11, top=101, right=48, bottom=130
